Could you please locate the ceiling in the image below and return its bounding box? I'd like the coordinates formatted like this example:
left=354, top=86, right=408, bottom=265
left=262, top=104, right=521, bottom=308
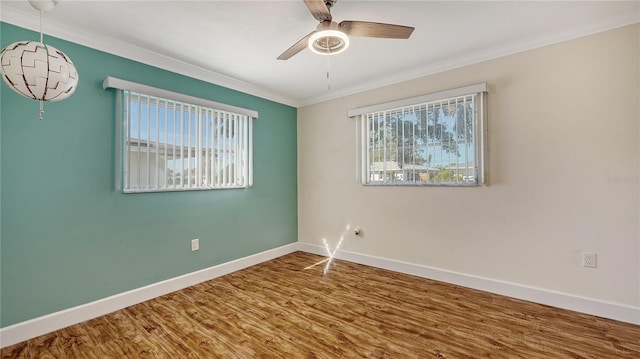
left=1, top=1, right=639, bottom=107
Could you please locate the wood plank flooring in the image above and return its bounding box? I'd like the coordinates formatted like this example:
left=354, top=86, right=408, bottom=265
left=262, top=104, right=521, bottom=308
left=2, top=251, right=639, bottom=358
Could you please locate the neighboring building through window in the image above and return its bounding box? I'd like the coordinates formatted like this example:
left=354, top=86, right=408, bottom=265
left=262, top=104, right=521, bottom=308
left=349, top=83, right=487, bottom=186
left=104, top=77, right=256, bottom=193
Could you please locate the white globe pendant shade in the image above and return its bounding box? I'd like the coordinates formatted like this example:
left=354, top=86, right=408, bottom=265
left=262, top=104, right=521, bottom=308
left=0, top=41, right=78, bottom=102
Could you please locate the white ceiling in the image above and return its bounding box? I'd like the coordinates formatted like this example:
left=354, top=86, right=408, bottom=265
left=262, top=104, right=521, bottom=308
left=1, top=1, right=639, bottom=107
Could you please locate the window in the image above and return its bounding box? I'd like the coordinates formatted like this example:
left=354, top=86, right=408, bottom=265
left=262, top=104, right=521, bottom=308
left=104, top=77, right=257, bottom=193
left=350, top=83, right=487, bottom=186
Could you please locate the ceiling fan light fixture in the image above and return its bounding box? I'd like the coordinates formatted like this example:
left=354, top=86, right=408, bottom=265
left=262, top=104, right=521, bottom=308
left=308, top=29, right=349, bottom=56
left=277, top=0, right=414, bottom=60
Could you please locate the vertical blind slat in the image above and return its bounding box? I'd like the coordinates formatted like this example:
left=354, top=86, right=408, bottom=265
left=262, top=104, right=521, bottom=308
left=248, top=115, right=253, bottom=187
left=171, top=101, right=177, bottom=190
left=236, top=115, right=240, bottom=185
left=222, top=114, right=227, bottom=186
left=179, top=103, right=184, bottom=188
left=162, top=99, right=168, bottom=187
left=136, top=93, right=141, bottom=190
left=125, top=91, right=131, bottom=190
left=211, top=111, right=218, bottom=186
left=205, top=109, right=211, bottom=187
left=197, top=107, right=202, bottom=187
left=187, top=105, right=191, bottom=187
left=244, top=115, right=248, bottom=186
left=155, top=97, right=160, bottom=188
left=145, top=95, right=150, bottom=189
left=463, top=95, right=469, bottom=183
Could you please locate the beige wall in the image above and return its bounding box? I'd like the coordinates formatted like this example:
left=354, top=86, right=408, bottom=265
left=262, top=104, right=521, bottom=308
left=298, top=24, right=639, bottom=307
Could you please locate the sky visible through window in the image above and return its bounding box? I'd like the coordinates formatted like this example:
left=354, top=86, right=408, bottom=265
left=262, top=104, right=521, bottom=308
left=127, top=99, right=239, bottom=179
left=368, top=103, right=475, bottom=168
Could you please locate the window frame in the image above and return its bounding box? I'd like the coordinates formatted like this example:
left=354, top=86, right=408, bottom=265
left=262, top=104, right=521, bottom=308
left=349, top=83, right=488, bottom=187
left=103, top=77, right=257, bottom=193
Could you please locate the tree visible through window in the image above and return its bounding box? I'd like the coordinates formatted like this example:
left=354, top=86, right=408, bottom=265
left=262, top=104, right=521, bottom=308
left=353, top=85, right=487, bottom=186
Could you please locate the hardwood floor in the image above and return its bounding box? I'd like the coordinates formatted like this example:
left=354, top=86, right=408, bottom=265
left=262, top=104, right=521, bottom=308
left=2, top=251, right=639, bottom=358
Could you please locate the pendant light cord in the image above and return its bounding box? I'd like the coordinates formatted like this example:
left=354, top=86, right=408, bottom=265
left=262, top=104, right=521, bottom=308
left=39, top=10, right=44, bottom=43
left=38, top=9, right=44, bottom=120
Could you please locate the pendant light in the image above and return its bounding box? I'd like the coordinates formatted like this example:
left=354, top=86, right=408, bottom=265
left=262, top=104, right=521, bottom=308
left=0, top=0, right=79, bottom=120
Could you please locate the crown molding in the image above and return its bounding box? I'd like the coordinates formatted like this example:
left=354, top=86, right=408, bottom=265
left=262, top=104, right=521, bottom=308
left=0, top=6, right=300, bottom=108
left=298, top=10, right=640, bottom=107
left=2, top=5, right=638, bottom=108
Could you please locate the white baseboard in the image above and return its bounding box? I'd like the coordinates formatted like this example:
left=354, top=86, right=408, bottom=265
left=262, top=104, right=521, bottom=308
left=0, top=243, right=298, bottom=348
left=3, top=242, right=637, bottom=348
left=298, top=243, right=640, bottom=326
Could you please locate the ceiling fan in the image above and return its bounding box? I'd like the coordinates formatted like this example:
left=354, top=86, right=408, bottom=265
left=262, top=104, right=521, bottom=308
left=277, top=0, right=415, bottom=60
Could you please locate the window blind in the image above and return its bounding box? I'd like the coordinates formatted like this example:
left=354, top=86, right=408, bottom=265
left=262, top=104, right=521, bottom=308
left=350, top=84, right=488, bottom=186
left=104, top=77, right=256, bottom=193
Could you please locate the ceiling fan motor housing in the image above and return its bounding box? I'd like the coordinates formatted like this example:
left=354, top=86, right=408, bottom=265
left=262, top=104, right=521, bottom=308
left=309, top=21, right=349, bottom=55
left=324, top=0, right=337, bottom=8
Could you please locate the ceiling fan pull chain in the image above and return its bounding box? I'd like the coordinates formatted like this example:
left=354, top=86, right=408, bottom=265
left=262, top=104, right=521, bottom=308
left=326, top=52, right=331, bottom=91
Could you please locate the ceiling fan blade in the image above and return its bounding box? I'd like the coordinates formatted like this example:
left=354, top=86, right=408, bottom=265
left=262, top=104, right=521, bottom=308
left=304, top=0, right=332, bottom=22
left=277, top=31, right=316, bottom=60
left=339, top=21, right=414, bottom=39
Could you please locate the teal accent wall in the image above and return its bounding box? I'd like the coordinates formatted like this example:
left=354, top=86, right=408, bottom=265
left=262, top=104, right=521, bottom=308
left=0, top=22, right=297, bottom=327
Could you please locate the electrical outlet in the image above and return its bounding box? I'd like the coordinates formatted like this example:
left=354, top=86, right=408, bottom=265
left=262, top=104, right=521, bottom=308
left=582, top=252, right=597, bottom=268
left=191, top=238, right=199, bottom=252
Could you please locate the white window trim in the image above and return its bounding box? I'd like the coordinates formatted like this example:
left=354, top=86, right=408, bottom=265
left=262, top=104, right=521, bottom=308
left=350, top=83, right=488, bottom=186
left=103, top=76, right=257, bottom=192
left=103, top=77, right=259, bottom=119
left=348, top=83, right=487, bottom=117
